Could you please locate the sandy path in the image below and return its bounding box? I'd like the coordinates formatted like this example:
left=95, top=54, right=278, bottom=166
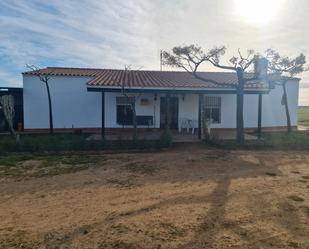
left=0, top=146, right=308, bottom=249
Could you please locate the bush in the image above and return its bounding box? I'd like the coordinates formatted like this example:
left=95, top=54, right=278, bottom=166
left=204, top=132, right=221, bottom=146
left=158, top=129, right=173, bottom=147
left=209, top=131, right=309, bottom=150
left=0, top=133, right=171, bottom=153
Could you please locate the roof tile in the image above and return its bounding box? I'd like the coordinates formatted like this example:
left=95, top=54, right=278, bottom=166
left=23, top=67, right=269, bottom=90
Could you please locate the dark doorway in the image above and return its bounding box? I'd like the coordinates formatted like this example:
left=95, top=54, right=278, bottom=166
left=160, top=96, right=179, bottom=129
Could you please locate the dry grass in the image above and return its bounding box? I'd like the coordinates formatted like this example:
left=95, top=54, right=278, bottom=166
left=0, top=145, right=308, bottom=249
left=0, top=154, right=99, bottom=179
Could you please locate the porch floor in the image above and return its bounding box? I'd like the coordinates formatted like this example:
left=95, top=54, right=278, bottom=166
left=87, top=130, right=258, bottom=143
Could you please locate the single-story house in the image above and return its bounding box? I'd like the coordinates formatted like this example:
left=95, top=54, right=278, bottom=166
left=22, top=67, right=299, bottom=138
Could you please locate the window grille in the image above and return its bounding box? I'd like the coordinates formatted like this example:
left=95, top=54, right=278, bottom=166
left=116, top=96, right=135, bottom=125
left=204, top=96, right=221, bottom=123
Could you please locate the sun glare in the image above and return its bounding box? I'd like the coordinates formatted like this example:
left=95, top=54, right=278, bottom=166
left=235, top=0, right=285, bottom=25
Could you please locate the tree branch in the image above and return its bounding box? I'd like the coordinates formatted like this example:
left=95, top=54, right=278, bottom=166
left=208, top=59, right=236, bottom=71
left=192, top=72, right=237, bottom=87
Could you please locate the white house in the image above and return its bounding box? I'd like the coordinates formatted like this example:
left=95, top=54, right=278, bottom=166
left=22, top=67, right=299, bottom=137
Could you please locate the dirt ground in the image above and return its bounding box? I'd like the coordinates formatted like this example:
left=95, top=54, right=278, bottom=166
left=0, top=145, right=308, bottom=249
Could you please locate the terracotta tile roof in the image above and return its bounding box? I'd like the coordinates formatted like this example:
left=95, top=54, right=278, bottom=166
left=23, top=67, right=268, bottom=90
left=23, top=67, right=103, bottom=77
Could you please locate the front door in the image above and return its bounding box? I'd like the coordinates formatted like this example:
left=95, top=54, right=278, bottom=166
left=160, top=96, right=179, bottom=129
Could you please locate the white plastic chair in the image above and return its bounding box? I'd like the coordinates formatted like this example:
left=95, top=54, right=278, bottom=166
left=179, top=118, right=198, bottom=134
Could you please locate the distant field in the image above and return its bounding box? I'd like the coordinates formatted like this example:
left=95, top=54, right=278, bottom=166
left=298, top=106, right=309, bottom=127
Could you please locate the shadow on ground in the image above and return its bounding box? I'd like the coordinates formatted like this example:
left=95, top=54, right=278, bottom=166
left=0, top=145, right=308, bottom=249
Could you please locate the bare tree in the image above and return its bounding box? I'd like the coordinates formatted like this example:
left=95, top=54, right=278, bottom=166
left=162, top=45, right=260, bottom=143
left=26, top=65, right=54, bottom=134
left=121, top=65, right=143, bottom=140
left=266, top=49, right=308, bottom=132
left=0, top=95, right=15, bottom=136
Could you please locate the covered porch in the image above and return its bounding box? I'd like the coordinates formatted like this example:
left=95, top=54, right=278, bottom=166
left=88, top=88, right=265, bottom=142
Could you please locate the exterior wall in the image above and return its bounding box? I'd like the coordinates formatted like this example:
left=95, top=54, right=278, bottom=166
left=23, top=75, right=299, bottom=130
left=178, top=94, right=199, bottom=124
left=207, top=94, right=236, bottom=129
left=259, top=80, right=299, bottom=128
left=208, top=79, right=299, bottom=129
left=23, top=75, right=101, bottom=129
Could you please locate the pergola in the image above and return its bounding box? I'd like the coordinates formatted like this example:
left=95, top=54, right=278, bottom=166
left=88, top=86, right=268, bottom=140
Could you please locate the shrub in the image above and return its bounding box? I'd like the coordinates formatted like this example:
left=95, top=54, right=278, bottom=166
left=208, top=131, right=309, bottom=151
left=158, top=129, right=173, bottom=147
left=0, top=133, right=171, bottom=152
left=204, top=132, right=221, bottom=146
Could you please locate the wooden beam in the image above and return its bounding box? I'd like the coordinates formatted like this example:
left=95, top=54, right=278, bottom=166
left=101, top=91, right=105, bottom=138
left=198, top=94, right=202, bottom=139
left=87, top=87, right=269, bottom=95
left=258, top=93, right=262, bottom=139
left=165, top=93, right=170, bottom=129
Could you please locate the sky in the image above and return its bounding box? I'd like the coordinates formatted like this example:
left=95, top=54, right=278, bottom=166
left=1, top=0, right=309, bottom=104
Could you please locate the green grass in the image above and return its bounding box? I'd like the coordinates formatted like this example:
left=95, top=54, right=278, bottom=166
left=1, top=127, right=309, bottom=155
left=123, top=161, right=160, bottom=175
left=209, top=131, right=309, bottom=150
left=262, top=132, right=309, bottom=149
left=298, top=106, right=309, bottom=127
left=0, top=154, right=35, bottom=166
left=0, top=133, right=172, bottom=178
left=0, top=133, right=171, bottom=153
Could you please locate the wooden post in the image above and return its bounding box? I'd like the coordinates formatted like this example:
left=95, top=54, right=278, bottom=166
left=165, top=93, right=170, bottom=129
left=258, top=93, right=262, bottom=139
left=101, top=91, right=105, bottom=139
left=198, top=94, right=202, bottom=139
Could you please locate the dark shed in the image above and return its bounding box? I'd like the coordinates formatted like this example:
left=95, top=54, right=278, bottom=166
left=0, top=87, right=23, bottom=132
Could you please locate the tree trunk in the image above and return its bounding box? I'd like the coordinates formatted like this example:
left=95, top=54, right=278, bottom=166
left=257, top=93, right=262, bottom=139
left=236, top=68, right=245, bottom=143
left=131, top=102, right=137, bottom=140
left=8, top=123, right=19, bottom=144
left=45, top=82, right=54, bottom=134
left=282, top=82, right=292, bottom=132
left=8, top=122, right=15, bottom=136
left=198, top=94, right=203, bottom=139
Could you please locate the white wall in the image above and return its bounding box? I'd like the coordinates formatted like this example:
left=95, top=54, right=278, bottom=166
left=260, top=80, right=299, bottom=127
left=177, top=94, right=238, bottom=129
left=210, top=79, right=299, bottom=128
left=174, top=79, right=299, bottom=129
left=208, top=79, right=299, bottom=128
left=209, top=94, right=237, bottom=129
left=23, top=75, right=101, bottom=129
left=178, top=94, right=199, bottom=122
left=23, top=75, right=299, bottom=130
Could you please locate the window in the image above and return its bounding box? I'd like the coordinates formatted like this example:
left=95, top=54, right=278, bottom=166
left=204, top=96, right=221, bottom=123
left=116, top=96, right=135, bottom=125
